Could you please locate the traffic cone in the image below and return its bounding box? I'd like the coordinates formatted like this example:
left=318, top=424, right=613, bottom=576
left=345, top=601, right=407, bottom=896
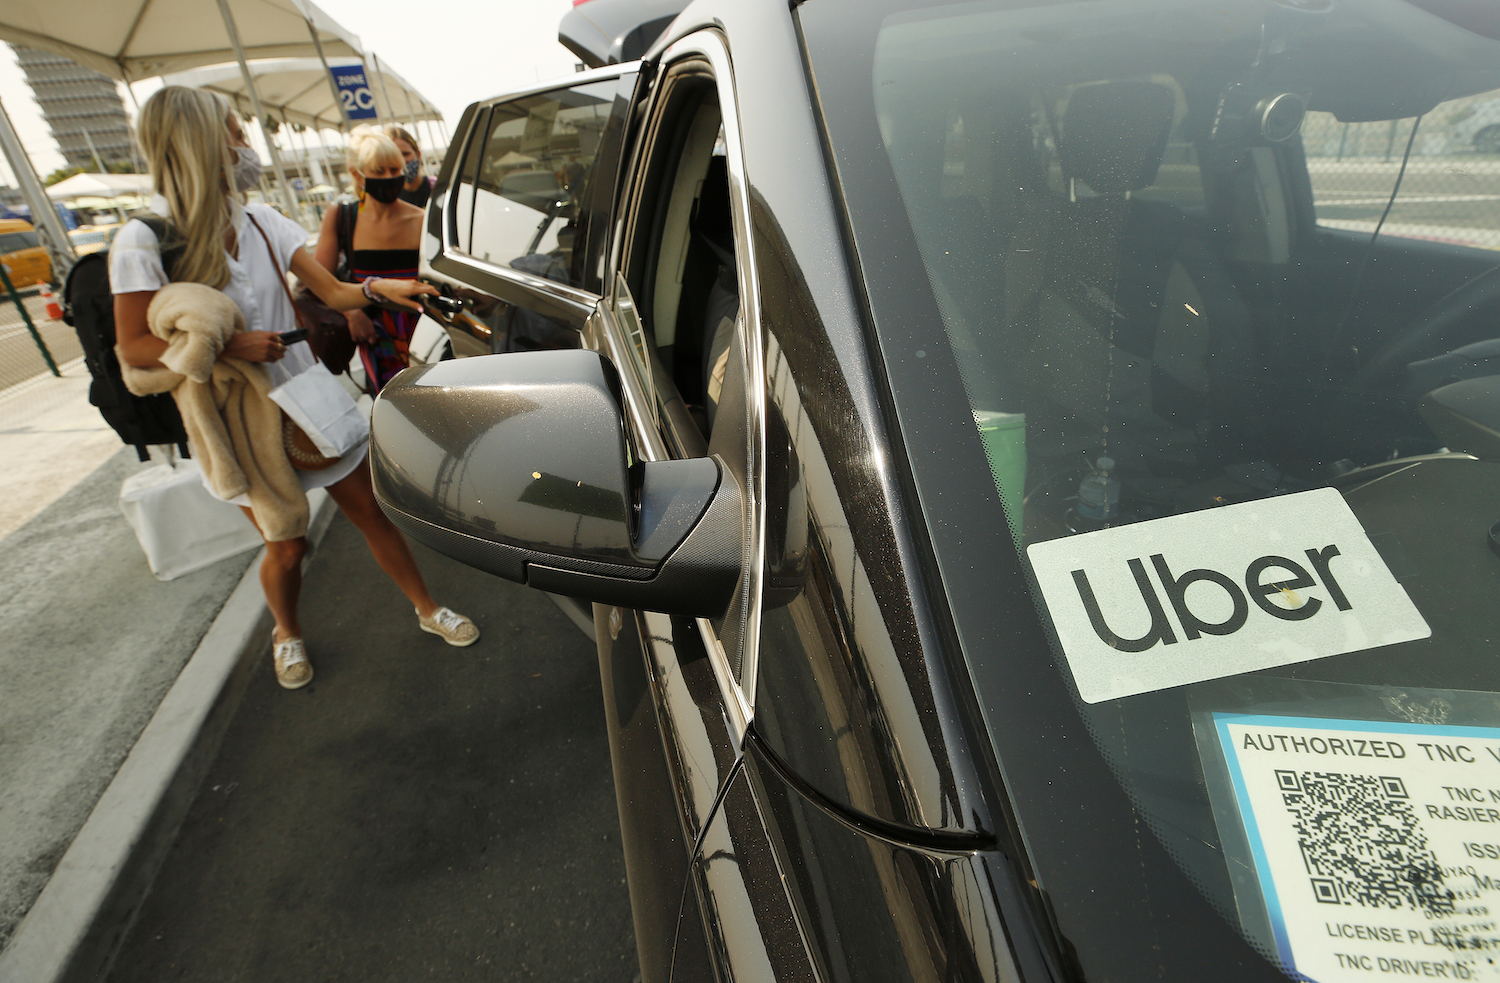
left=41, top=284, right=63, bottom=321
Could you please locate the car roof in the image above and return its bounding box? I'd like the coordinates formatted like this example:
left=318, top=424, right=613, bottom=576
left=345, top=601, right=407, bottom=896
left=559, top=0, right=691, bottom=68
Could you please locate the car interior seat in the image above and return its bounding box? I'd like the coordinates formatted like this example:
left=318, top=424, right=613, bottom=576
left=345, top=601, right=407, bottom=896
left=687, top=154, right=738, bottom=432
left=1012, top=79, right=1262, bottom=478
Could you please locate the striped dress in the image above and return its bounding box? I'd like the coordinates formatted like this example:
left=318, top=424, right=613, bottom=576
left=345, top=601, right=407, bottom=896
left=349, top=247, right=420, bottom=391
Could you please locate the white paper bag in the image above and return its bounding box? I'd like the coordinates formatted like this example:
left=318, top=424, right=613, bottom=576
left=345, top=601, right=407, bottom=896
left=119, top=460, right=264, bottom=581
left=269, top=361, right=369, bottom=458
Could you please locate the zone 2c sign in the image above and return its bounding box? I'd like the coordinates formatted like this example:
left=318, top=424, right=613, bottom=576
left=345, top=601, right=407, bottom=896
left=331, top=65, right=378, bottom=121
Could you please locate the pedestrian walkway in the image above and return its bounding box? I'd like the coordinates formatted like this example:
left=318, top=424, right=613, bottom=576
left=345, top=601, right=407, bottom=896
left=0, top=359, right=129, bottom=540
left=0, top=365, right=271, bottom=965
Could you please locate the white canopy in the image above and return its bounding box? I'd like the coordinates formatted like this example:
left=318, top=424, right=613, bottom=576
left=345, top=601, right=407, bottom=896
left=0, top=0, right=362, bottom=83
left=161, top=58, right=441, bottom=132
left=46, top=172, right=153, bottom=200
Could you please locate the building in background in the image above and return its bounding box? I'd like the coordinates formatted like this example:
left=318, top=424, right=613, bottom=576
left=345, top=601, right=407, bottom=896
left=10, top=45, right=134, bottom=171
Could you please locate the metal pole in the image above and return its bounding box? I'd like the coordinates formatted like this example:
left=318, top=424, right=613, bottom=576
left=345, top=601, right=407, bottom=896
left=0, top=261, right=60, bottom=377
left=79, top=126, right=107, bottom=174
left=215, top=0, right=300, bottom=218
left=288, top=117, right=322, bottom=220
left=0, top=96, right=76, bottom=282
left=399, top=81, right=419, bottom=128
left=421, top=116, right=440, bottom=164
left=370, top=52, right=397, bottom=125
left=305, top=15, right=350, bottom=134
left=123, top=82, right=147, bottom=174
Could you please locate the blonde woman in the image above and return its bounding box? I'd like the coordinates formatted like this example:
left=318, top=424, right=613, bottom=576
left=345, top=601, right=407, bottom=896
left=315, top=126, right=423, bottom=391
left=112, top=87, right=478, bottom=691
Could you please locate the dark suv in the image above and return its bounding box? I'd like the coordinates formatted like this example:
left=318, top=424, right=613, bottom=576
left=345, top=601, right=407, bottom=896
left=374, top=1, right=1500, bottom=981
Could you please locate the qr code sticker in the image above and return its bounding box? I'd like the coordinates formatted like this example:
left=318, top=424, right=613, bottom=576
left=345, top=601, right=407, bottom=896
left=1277, top=770, right=1456, bottom=914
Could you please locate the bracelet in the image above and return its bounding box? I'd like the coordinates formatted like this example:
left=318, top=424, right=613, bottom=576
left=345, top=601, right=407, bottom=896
left=361, top=277, right=383, bottom=302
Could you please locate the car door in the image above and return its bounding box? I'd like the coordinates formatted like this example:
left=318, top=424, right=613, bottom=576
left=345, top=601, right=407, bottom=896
left=421, top=67, right=639, bottom=358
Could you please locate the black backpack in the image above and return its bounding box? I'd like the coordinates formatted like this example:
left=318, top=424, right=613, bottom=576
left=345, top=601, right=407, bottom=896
left=63, top=216, right=190, bottom=462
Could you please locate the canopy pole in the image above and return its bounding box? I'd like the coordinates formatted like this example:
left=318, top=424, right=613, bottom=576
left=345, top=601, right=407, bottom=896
left=215, top=0, right=301, bottom=219
left=370, top=52, right=397, bottom=126
left=399, top=82, right=419, bottom=129
left=305, top=15, right=349, bottom=135
left=421, top=116, right=440, bottom=163
left=285, top=113, right=313, bottom=200
left=0, top=96, right=76, bottom=281
left=123, top=82, right=147, bottom=174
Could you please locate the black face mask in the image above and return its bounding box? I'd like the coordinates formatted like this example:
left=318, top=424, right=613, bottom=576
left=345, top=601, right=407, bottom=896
left=363, top=174, right=405, bottom=204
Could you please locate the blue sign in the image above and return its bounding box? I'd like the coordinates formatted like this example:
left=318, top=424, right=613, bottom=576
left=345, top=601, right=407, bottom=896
left=330, top=65, right=378, bottom=121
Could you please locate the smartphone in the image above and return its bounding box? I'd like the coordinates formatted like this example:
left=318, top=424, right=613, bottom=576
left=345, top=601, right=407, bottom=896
left=278, top=328, right=309, bottom=345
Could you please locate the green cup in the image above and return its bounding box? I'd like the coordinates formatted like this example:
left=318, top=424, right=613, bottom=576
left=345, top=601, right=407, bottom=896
left=974, top=410, right=1026, bottom=544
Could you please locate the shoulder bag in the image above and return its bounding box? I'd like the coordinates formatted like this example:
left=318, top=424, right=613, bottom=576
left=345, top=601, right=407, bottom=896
left=290, top=201, right=359, bottom=376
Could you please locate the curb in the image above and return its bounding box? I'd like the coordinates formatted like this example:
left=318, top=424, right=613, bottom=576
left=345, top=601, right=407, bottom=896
left=0, top=493, right=337, bottom=983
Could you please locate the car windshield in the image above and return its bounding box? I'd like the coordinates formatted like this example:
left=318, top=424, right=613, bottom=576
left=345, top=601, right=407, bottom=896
left=800, top=1, right=1500, bottom=980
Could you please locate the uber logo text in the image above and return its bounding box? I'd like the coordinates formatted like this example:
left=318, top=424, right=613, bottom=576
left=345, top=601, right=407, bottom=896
left=1070, top=546, right=1351, bottom=652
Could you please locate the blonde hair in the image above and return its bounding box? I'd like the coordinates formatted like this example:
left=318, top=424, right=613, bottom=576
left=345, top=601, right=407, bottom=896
left=384, top=124, right=420, bottom=156
left=137, top=86, right=236, bottom=289
left=345, top=125, right=403, bottom=182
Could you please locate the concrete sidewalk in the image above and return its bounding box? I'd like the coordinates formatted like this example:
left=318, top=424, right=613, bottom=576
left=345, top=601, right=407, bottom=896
left=0, top=368, right=318, bottom=979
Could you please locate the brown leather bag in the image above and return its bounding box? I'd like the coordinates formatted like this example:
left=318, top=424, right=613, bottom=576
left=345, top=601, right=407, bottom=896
left=291, top=201, right=359, bottom=375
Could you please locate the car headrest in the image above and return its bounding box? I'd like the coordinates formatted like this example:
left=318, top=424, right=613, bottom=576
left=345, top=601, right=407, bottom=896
left=1061, top=81, right=1177, bottom=195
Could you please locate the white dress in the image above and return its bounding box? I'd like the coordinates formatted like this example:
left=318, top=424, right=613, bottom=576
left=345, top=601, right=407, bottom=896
left=109, top=197, right=368, bottom=503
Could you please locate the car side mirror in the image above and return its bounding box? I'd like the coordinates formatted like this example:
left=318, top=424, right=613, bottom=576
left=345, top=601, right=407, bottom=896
left=370, top=350, right=742, bottom=618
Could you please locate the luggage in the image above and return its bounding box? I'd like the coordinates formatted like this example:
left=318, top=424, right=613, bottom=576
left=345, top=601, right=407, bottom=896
left=63, top=217, right=189, bottom=462
left=118, top=459, right=265, bottom=581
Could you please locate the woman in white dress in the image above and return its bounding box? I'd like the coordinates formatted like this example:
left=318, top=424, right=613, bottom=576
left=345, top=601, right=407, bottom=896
left=112, top=86, right=478, bottom=690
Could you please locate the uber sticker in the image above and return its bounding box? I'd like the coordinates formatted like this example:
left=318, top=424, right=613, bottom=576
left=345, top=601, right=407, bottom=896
left=1026, top=488, right=1430, bottom=704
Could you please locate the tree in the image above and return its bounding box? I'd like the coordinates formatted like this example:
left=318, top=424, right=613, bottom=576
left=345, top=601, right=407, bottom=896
left=44, top=165, right=85, bottom=186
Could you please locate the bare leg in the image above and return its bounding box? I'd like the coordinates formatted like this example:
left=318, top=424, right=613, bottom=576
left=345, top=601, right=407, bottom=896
left=326, top=458, right=439, bottom=618
left=239, top=506, right=307, bottom=642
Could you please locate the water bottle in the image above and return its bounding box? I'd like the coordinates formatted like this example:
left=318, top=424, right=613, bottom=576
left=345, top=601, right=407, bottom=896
left=1076, top=456, right=1120, bottom=521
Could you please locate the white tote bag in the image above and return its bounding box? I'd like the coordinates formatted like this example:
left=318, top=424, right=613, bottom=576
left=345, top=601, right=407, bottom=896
left=119, top=460, right=264, bottom=581
left=268, top=360, right=368, bottom=458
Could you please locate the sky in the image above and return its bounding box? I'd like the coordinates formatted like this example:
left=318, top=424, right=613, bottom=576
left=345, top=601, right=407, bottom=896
left=0, top=0, right=585, bottom=186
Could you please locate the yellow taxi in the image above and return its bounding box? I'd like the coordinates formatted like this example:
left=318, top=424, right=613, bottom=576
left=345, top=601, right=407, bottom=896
left=68, top=223, right=123, bottom=257
left=0, top=219, right=52, bottom=289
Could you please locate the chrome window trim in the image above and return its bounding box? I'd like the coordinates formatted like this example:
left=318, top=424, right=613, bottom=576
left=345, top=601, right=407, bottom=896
left=660, top=31, right=768, bottom=728
left=593, top=29, right=766, bottom=745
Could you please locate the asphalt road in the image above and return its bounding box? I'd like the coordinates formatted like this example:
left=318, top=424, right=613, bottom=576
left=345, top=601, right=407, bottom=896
left=103, top=513, right=636, bottom=983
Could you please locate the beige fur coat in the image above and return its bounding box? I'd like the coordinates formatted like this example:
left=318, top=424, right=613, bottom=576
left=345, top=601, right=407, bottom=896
left=119, top=282, right=309, bottom=541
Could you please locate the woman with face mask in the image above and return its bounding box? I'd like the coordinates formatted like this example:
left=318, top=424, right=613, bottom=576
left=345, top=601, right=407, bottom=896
left=112, top=88, right=478, bottom=691
left=314, top=126, right=425, bottom=392
left=385, top=125, right=434, bottom=209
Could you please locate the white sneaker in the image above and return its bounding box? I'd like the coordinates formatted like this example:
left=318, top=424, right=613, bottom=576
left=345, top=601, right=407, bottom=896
left=273, top=635, right=314, bottom=689
left=418, top=606, right=479, bottom=647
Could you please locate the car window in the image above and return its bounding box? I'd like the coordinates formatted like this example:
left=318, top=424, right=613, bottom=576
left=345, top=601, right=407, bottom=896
left=1304, top=101, right=1500, bottom=250
left=0, top=231, right=39, bottom=252
left=804, top=1, right=1500, bottom=980
left=450, top=106, right=489, bottom=255
left=467, top=80, right=622, bottom=290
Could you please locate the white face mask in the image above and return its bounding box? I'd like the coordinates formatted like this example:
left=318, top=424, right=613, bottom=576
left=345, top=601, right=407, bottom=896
left=232, top=145, right=262, bottom=192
